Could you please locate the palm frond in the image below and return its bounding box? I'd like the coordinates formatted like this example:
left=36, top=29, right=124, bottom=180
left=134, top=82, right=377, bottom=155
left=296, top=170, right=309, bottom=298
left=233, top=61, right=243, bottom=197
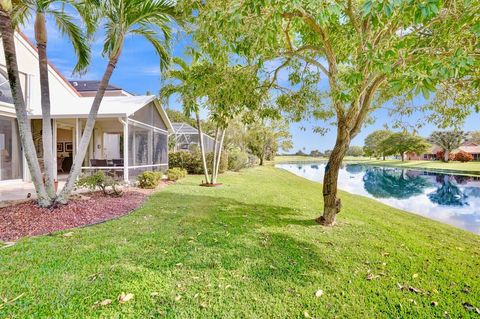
left=130, top=26, right=171, bottom=71
left=50, top=8, right=91, bottom=74
left=10, top=0, right=32, bottom=28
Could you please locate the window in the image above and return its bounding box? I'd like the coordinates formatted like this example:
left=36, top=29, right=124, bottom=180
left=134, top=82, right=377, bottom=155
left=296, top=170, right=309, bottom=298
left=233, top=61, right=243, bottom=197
left=0, top=116, right=22, bottom=180
left=0, top=71, right=14, bottom=104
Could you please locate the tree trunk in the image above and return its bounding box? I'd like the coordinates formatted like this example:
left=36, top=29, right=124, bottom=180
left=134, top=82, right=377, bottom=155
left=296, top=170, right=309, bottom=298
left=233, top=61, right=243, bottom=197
left=0, top=12, right=51, bottom=206
left=210, top=127, right=219, bottom=184
left=35, top=12, right=56, bottom=199
left=444, top=150, right=449, bottom=162
left=259, top=156, right=264, bottom=166
left=213, top=129, right=226, bottom=184
left=195, top=112, right=210, bottom=184
left=57, top=53, right=121, bottom=203
left=317, top=126, right=350, bottom=226
left=401, top=153, right=405, bottom=161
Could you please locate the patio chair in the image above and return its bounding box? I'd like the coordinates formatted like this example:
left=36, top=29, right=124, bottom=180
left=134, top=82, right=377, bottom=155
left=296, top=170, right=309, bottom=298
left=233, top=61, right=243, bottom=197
left=112, top=159, right=124, bottom=167
left=90, top=159, right=108, bottom=167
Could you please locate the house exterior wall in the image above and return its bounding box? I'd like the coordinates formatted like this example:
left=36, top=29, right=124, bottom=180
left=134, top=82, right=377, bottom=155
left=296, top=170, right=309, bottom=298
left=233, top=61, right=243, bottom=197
left=0, top=33, right=79, bottom=118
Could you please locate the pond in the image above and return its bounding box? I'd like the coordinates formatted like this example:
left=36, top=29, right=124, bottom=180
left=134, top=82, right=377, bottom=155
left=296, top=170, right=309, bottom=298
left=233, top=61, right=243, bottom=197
left=277, top=163, right=480, bottom=234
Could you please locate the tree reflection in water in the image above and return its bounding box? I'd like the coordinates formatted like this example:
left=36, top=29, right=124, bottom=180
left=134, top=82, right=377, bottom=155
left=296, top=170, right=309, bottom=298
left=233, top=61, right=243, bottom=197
left=345, top=164, right=364, bottom=175
left=428, top=175, right=469, bottom=207
left=363, top=167, right=432, bottom=199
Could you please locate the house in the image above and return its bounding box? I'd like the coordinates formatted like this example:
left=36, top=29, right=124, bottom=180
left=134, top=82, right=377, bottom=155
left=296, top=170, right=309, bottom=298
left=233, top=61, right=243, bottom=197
left=456, top=142, right=480, bottom=161
left=69, top=80, right=134, bottom=97
left=407, top=142, right=480, bottom=161
left=171, top=122, right=216, bottom=153
left=0, top=32, right=173, bottom=185
left=406, top=144, right=442, bottom=161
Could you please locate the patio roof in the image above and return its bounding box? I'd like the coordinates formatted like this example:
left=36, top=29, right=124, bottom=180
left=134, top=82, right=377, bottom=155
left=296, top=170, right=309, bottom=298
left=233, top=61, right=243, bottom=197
left=28, top=96, right=174, bottom=133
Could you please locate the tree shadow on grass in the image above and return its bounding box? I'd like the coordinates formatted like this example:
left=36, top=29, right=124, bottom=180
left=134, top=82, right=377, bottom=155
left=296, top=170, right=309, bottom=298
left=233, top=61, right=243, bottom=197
left=0, top=192, right=334, bottom=318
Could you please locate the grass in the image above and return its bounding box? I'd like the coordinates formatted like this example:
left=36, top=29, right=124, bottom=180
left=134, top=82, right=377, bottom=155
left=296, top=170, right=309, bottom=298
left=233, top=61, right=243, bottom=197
left=1, top=166, right=479, bottom=318
left=274, top=155, right=371, bottom=163
left=275, top=155, right=480, bottom=175
left=357, top=159, right=480, bottom=175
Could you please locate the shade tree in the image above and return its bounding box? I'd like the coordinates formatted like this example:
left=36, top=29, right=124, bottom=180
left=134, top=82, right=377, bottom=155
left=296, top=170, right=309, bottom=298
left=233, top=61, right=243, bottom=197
left=246, top=119, right=293, bottom=166
left=363, top=130, right=393, bottom=160
left=185, top=0, right=480, bottom=226
left=381, top=132, right=430, bottom=161
left=428, top=131, right=467, bottom=162
left=346, top=146, right=364, bottom=157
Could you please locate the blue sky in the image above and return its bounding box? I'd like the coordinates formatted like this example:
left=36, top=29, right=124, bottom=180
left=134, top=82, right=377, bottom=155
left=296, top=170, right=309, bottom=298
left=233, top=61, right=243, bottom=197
left=21, top=21, right=479, bottom=153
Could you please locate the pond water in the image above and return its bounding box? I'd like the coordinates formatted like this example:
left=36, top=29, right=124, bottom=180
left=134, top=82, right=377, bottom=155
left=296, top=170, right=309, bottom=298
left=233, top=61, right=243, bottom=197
left=277, top=163, right=480, bottom=234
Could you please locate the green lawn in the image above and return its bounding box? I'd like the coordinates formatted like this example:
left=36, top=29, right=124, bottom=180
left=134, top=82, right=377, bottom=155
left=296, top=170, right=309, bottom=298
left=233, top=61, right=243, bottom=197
left=1, top=166, right=479, bottom=318
left=358, top=159, right=480, bottom=175
left=274, top=155, right=371, bottom=163
left=274, top=155, right=327, bottom=163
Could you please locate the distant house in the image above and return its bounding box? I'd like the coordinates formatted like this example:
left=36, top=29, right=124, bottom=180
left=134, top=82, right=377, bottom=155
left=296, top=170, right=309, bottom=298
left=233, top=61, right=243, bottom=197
left=457, top=142, right=480, bottom=161
left=406, top=144, right=442, bottom=160
left=172, top=122, right=216, bottom=153
left=69, top=80, right=134, bottom=97
left=407, top=142, right=480, bottom=161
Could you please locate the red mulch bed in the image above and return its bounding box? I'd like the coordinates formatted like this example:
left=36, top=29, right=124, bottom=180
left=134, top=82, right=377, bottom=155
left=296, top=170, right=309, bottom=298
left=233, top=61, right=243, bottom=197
left=0, top=190, right=150, bottom=242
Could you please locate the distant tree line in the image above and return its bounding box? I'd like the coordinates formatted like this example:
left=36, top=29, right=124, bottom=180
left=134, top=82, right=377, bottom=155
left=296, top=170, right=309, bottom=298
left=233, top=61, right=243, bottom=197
left=363, top=130, right=478, bottom=162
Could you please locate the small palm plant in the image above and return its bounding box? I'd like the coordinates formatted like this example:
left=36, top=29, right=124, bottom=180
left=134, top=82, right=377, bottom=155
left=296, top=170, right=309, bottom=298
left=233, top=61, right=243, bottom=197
left=57, top=0, right=179, bottom=203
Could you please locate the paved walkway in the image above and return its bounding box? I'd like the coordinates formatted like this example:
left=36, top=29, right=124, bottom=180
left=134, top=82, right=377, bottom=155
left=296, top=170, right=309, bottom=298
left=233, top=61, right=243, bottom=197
left=0, top=178, right=68, bottom=205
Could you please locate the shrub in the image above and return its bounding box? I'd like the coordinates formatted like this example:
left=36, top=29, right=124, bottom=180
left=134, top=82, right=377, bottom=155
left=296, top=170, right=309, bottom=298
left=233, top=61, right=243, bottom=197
left=137, top=171, right=163, bottom=189
left=167, top=167, right=187, bottom=181
left=228, top=149, right=249, bottom=171
left=207, top=151, right=228, bottom=174
left=169, top=151, right=203, bottom=174
left=169, top=151, right=228, bottom=175
left=76, top=171, right=122, bottom=196
left=436, top=151, right=455, bottom=161
left=454, top=150, right=473, bottom=162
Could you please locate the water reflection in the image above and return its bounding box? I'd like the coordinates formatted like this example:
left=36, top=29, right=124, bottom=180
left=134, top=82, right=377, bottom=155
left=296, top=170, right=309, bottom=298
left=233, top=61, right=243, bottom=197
left=277, top=163, right=480, bottom=234
left=363, top=167, right=431, bottom=200
left=428, top=175, right=468, bottom=207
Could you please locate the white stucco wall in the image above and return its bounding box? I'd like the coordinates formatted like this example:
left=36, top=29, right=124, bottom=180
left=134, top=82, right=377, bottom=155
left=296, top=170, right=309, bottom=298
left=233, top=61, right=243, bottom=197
left=0, top=32, right=79, bottom=117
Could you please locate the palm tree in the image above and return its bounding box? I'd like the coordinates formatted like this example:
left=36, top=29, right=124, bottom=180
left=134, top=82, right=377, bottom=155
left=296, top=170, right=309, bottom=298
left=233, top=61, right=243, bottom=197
left=161, top=51, right=211, bottom=184
left=0, top=0, right=51, bottom=206
left=12, top=0, right=91, bottom=200
left=56, top=0, right=178, bottom=203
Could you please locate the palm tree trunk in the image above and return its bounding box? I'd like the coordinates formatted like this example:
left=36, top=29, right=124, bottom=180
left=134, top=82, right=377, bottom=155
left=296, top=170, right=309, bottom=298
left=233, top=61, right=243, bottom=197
left=317, top=126, right=350, bottom=226
left=35, top=11, right=56, bottom=199
left=57, top=52, right=121, bottom=203
left=213, top=129, right=226, bottom=184
left=195, top=111, right=210, bottom=184
left=0, top=11, right=50, bottom=206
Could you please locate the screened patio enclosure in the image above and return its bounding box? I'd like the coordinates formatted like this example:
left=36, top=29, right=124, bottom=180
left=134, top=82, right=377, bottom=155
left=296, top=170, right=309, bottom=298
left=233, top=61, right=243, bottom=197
left=28, top=96, right=173, bottom=183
